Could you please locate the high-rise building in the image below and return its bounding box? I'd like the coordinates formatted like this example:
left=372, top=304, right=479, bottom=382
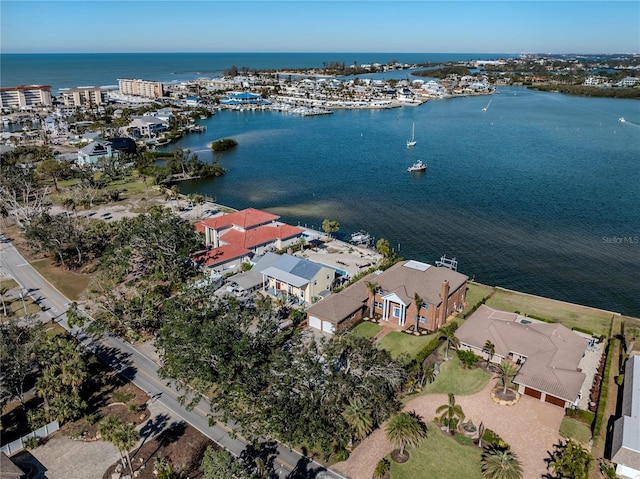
left=118, top=79, right=164, bottom=99
left=60, top=87, right=108, bottom=107
left=0, top=85, right=52, bottom=109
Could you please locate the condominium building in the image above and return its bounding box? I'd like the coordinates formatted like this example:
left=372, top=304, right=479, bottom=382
left=118, top=79, right=164, bottom=99
left=60, top=87, right=108, bottom=108
left=0, top=85, right=52, bottom=109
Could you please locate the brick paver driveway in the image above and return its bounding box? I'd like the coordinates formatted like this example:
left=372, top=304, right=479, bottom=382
left=332, top=379, right=565, bottom=479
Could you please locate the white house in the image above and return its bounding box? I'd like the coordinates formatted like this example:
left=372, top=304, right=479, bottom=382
left=77, top=140, right=117, bottom=166
left=612, top=355, right=640, bottom=478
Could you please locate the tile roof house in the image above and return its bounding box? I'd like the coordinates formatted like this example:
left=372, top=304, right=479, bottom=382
left=306, top=260, right=468, bottom=335
left=192, top=208, right=304, bottom=272
left=612, top=355, right=640, bottom=478
left=456, top=304, right=587, bottom=408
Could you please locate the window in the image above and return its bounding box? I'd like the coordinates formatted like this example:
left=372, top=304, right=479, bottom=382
left=393, top=307, right=401, bottom=318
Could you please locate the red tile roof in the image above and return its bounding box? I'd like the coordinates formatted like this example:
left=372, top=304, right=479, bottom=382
left=192, top=243, right=251, bottom=267
left=198, top=208, right=280, bottom=231
left=221, top=223, right=304, bottom=248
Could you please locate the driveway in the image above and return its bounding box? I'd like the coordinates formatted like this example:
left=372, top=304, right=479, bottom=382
left=332, top=379, right=564, bottom=479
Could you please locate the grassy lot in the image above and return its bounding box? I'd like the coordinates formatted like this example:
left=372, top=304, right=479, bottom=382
left=30, top=259, right=92, bottom=301
left=485, top=288, right=616, bottom=337
left=0, top=278, right=19, bottom=290
left=349, top=321, right=381, bottom=339
left=422, top=356, right=492, bottom=396
left=461, top=282, right=494, bottom=316
left=377, top=331, right=437, bottom=361
left=389, top=422, right=482, bottom=479
left=559, top=417, right=592, bottom=445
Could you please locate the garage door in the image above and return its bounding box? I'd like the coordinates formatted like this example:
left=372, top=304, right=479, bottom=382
left=524, top=387, right=542, bottom=399
left=544, top=394, right=566, bottom=407
left=322, top=321, right=335, bottom=334
left=309, top=316, right=322, bottom=330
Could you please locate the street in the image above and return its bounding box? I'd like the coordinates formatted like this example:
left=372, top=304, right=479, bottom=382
left=0, top=233, right=347, bottom=479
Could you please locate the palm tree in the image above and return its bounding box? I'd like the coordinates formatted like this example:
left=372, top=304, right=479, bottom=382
left=439, top=324, right=460, bottom=360
left=385, top=411, right=427, bottom=460
left=483, top=340, right=495, bottom=368
left=481, top=447, right=523, bottom=479
left=495, top=360, right=520, bottom=395
left=98, top=416, right=139, bottom=475
left=342, top=398, right=373, bottom=443
left=0, top=284, right=8, bottom=316
left=413, top=293, right=424, bottom=333
left=116, top=422, right=139, bottom=476
left=436, top=393, right=465, bottom=434
left=366, top=281, right=378, bottom=318
left=548, top=439, right=591, bottom=479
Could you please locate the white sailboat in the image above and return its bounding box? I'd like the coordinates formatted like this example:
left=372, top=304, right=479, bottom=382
left=406, top=122, right=417, bottom=147
left=482, top=98, right=492, bottom=112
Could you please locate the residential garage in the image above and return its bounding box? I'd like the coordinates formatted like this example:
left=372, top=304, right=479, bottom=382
left=545, top=395, right=567, bottom=407
left=524, top=387, right=542, bottom=399
left=309, top=316, right=322, bottom=330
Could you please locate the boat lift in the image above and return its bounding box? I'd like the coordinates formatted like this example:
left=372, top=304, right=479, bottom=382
left=435, top=255, right=458, bottom=271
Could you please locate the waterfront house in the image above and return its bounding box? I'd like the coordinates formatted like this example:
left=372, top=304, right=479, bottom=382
left=306, top=260, right=467, bottom=335
left=193, top=208, right=304, bottom=272
left=258, top=252, right=335, bottom=306
left=612, top=355, right=640, bottom=478
left=456, top=304, right=587, bottom=408
left=127, top=116, right=168, bottom=138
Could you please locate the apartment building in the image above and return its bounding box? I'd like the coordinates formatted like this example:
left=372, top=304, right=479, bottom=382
left=118, top=79, right=164, bottom=99
left=60, top=87, right=108, bottom=108
left=0, top=85, right=52, bottom=109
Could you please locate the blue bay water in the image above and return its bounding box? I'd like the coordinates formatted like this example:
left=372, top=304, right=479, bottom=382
left=2, top=53, right=639, bottom=316
left=170, top=88, right=640, bottom=317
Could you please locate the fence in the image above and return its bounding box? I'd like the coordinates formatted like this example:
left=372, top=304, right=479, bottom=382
left=1, top=420, right=59, bottom=456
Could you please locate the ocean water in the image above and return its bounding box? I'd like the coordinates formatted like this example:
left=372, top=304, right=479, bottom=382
left=1, top=52, right=510, bottom=94
left=2, top=53, right=639, bottom=316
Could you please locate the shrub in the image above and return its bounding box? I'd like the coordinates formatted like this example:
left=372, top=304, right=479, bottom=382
left=616, top=374, right=625, bottom=386
left=23, top=436, right=40, bottom=450
left=416, top=337, right=442, bottom=365
left=457, top=349, right=479, bottom=369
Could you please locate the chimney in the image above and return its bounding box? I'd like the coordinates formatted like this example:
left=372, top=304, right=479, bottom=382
left=439, top=280, right=450, bottom=327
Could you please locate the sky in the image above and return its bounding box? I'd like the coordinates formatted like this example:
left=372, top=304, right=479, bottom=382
left=1, top=1, right=639, bottom=54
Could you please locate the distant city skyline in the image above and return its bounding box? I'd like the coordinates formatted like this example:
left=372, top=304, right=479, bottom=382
left=1, top=1, right=638, bottom=54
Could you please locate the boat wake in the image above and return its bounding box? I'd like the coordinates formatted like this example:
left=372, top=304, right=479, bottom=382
left=618, top=117, right=639, bottom=127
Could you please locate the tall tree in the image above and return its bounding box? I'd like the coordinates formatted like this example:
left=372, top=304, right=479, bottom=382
left=481, top=447, right=523, bottom=479
left=385, top=411, right=427, bottom=459
left=321, top=218, right=340, bottom=239
left=494, top=361, right=519, bottom=395
left=548, top=439, right=591, bottom=479
left=436, top=393, right=465, bottom=434
left=413, top=293, right=424, bottom=332
left=98, top=415, right=139, bottom=476
left=342, top=398, right=373, bottom=443
left=439, top=324, right=460, bottom=360
left=201, top=446, right=250, bottom=479
left=366, top=281, right=378, bottom=317
left=0, top=315, right=45, bottom=410
left=484, top=340, right=496, bottom=368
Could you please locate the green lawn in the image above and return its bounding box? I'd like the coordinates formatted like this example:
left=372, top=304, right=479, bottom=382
left=461, top=283, right=494, bottom=317
left=377, top=331, right=437, bottom=361
left=485, top=288, right=616, bottom=337
left=559, top=417, right=592, bottom=445
left=349, top=321, right=381, bottom=339
left=389, top=422, right=483, bottom=479
left=422, top=356, right=492, bottom=396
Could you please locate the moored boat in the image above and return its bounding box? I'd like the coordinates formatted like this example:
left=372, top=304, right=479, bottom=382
left=407, top=160, right=427, bottom=172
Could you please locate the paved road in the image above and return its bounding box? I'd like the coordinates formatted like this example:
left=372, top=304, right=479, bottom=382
left=0, top=234, right=346, bottom=479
